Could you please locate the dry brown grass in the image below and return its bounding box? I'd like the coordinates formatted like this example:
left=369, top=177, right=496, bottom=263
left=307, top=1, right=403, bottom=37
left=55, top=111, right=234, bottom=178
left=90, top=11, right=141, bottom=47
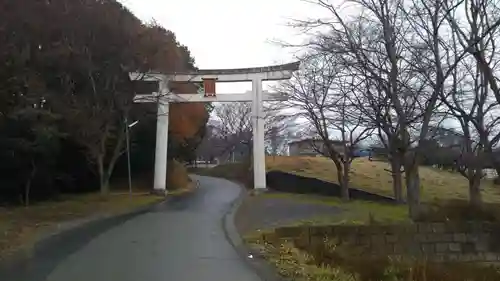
left=0, top=192, right=163, bottom=261
left=0, top=159, right=200, bottom=262
left=246, top=237, right=356, bottom=281
left=266, top=156, right=500, bottom=203
left=245, top=234, right=500, bottom=281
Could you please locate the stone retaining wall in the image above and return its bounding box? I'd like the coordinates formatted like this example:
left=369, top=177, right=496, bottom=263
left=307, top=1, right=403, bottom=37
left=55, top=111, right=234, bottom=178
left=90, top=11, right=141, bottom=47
left=264, top=222, right=500, bottom=263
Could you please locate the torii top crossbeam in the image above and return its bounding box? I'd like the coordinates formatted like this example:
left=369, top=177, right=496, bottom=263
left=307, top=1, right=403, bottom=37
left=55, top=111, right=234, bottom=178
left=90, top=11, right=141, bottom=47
left=130, top=61, right=300, bottom=83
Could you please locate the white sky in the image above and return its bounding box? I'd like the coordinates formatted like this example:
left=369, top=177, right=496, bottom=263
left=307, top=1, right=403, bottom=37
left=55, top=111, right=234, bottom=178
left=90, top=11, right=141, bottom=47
left=117, top=0, right=471, bottom=141
left=118, top=0, right=325, bottom=93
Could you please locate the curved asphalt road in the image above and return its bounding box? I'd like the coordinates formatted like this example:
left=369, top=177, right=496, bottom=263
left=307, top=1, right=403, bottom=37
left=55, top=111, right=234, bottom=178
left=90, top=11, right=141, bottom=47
left=44, top=176, right=261, bottom=281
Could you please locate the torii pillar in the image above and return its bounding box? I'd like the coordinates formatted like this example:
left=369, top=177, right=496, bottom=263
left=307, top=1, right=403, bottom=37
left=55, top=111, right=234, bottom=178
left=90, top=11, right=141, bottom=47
left=130, top=61, right=300, bottom=193
left=251, top=79, right=266, bottom=190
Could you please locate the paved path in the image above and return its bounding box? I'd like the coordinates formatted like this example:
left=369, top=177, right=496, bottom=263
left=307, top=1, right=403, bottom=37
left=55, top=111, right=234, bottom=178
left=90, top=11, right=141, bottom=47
left=44, top=176, right=261, bottom=281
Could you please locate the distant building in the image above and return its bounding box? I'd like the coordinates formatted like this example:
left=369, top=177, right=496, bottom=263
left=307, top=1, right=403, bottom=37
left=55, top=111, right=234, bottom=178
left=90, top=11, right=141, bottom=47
left=288, top=138, right=347, bottom=157
left=428, top=126, right=468, bottom=148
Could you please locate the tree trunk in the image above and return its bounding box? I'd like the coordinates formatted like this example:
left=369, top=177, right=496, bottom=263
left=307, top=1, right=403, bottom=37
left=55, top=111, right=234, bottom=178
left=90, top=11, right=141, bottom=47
left=97, top=156, right=109, bottom=195
left=334, top=160, right=348, bottom=201
left=24, top=178, right=32, bottom=207
left=390, top=156, right=404, bottom=203
left=24, top=161, right=37, bottom=207
left=469, top=169, right=482, bottom=207
left=341, top=161, right=351, bottom=201
left=100, top=152, right=123, bottom=195
left=405, top=163, right=421, bottom=220
left=96, top=128, right=126, bottom=195
left=100, top=172, right=110, bottom=195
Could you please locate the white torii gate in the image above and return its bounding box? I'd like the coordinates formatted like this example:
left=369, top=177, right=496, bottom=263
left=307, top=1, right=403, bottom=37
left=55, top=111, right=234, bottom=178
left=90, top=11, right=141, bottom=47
left=129, top=62, right=300, bottom=194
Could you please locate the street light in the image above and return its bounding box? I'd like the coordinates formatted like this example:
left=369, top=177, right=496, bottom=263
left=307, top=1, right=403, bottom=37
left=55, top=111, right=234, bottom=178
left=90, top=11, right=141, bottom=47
left=125, top=118, right=139, bottom=196
left=128, top=120, right=139, bottom=128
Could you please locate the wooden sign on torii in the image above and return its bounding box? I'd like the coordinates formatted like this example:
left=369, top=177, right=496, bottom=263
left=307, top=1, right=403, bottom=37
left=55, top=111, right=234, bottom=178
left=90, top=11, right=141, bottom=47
left=129, top=61, right=300, bottom=194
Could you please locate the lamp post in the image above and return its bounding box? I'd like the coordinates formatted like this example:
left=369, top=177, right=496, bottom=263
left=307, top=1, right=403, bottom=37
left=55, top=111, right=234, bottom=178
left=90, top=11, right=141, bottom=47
left=125, top=118, right=139, bottom=196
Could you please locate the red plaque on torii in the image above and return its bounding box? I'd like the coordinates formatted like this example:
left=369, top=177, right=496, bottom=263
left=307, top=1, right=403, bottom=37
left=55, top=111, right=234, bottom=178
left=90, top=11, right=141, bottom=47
left=202, top=78, right=216, bottom=97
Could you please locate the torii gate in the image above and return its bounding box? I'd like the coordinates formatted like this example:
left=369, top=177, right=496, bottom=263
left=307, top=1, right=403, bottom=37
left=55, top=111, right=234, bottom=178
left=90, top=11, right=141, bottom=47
left=129, top=61, right=300, bottom=194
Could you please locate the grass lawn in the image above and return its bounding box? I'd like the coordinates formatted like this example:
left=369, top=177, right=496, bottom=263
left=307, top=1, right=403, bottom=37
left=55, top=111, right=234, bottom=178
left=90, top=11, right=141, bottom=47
left=266, top=156, right=500, bottom=203
left=258, top=192, right=409, bottom=226
left=193, top=157, right=500, bottom=228
left=0, top=192, right=164, bottom=261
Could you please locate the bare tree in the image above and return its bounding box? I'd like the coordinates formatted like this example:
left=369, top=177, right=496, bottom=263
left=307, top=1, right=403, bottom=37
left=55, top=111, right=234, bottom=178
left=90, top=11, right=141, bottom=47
left=56, top=62, right=133, bottom=195
left=394, top=0, right=474, bottom=209
left=443, top=0, right=500, bottom=178
left=211, top=102, right=253, bottom=161
left=209, top=101, right=289, bottom=162
left=437, top=12, right=500, bottom=204
left=294, top=0, right=420, bottom=206
left=281, top=54, right=374, bottom=200
left=287, top=0, right=500, bottom=216
left=444, top=0, right=500, bottom=103
left=446, top=59, right=490, bottom=205
left=264, top=102, right=291, bottom=155
left=266, top=126, right=290, bottom=156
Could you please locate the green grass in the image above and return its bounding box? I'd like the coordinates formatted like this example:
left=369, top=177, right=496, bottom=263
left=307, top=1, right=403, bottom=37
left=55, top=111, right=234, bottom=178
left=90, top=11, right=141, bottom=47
left=195, top=161, right=410, bottom=226
left=197, top=157, right=500, bottom=226
left=259, top=192, right=409, bottom=226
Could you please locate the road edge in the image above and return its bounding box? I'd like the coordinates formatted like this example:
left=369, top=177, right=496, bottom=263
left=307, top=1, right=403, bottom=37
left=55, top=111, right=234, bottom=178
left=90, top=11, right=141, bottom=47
left=221, top=182, right=287, bottom=281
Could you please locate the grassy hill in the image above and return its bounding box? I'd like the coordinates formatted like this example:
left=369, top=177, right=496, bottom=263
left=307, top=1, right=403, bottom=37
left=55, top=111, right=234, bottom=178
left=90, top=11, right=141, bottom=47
left=194, top=156, right=500, bottom=203
left=266, top=156, right=500, bottom=203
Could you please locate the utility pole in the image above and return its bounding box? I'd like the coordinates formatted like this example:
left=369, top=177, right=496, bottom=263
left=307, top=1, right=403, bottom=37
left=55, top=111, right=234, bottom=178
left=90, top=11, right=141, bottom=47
left=125, top=118, right=139, bottom=196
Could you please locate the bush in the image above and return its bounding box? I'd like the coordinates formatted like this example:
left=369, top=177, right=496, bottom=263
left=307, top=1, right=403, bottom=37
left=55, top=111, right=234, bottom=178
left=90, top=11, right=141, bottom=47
left=166, top=159, right=192, bottom=191
left=251, top=234, right=500, bottom=281
left=415, top=200, right=500, bottom=222
left=300, top=238, right=500, bottom=281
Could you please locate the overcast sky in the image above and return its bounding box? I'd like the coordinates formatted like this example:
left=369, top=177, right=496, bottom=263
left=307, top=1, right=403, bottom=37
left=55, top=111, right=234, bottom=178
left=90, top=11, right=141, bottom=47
left=118, top=0, right=326, bottom=93
left=117, top=0, right=466, bottom=140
